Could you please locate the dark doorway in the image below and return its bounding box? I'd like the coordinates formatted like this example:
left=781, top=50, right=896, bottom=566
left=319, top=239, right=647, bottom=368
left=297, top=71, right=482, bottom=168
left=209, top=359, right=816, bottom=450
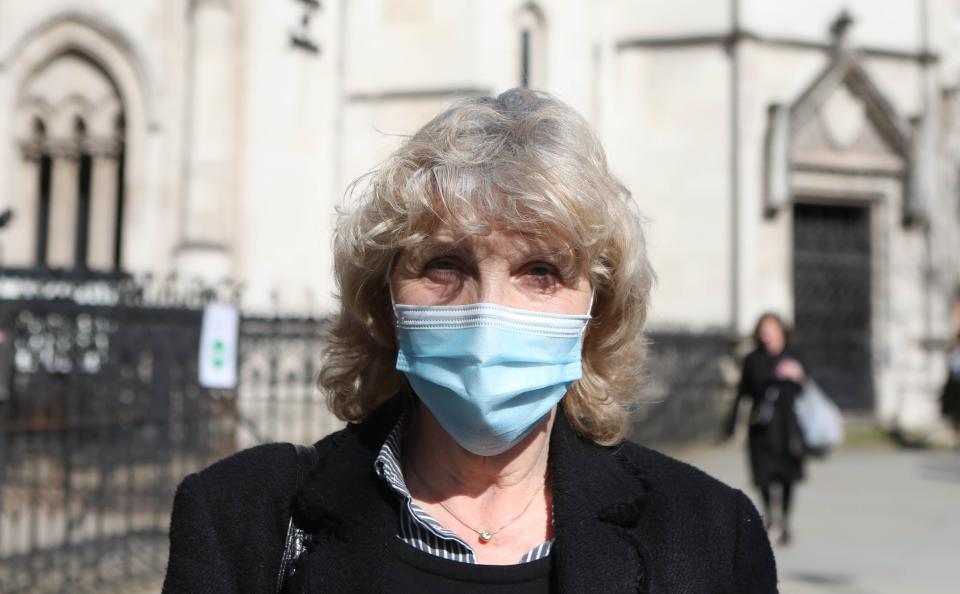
left=792, top=203, right=873, bottom=410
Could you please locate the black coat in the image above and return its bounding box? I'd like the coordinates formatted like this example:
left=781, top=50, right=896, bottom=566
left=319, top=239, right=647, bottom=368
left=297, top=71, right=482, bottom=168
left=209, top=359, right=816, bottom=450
left=163, top=402, right=778, bottom=593
left=728, top=348, right=805, bottom=488
left=942, top=347, right=960, bottom=425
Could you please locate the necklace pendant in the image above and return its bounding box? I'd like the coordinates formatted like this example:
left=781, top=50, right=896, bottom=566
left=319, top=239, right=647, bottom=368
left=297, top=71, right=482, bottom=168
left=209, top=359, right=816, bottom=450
left=479, top=530, right=493, bottom=543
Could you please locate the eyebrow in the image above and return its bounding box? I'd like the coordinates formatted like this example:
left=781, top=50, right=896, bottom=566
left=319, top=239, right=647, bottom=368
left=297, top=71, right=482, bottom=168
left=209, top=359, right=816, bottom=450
left=405, top=238, right=469, bottom=261
left=404, top=237, right=580, bottom=277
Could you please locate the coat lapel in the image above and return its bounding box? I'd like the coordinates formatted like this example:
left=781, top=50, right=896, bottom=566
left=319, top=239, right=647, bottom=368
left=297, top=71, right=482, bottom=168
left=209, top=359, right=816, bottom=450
left=549, top=411, right=651, bottom=594
left=287, top=405, right=400, bottom=593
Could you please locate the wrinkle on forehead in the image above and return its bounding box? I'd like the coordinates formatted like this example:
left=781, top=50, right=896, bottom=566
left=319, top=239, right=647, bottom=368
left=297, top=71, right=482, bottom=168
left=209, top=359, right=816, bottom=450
left=400, top=226, right=580, bottom=273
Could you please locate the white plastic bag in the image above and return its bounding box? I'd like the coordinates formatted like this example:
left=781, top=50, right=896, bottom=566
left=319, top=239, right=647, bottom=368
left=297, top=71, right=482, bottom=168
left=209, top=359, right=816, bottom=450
left=794, top=380, right=844, bottom=455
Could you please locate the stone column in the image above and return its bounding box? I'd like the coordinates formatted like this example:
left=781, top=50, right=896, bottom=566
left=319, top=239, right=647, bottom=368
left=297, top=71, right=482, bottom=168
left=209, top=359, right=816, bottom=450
left=176, top=0, right=238, bottom=281
left=87, top=148, right=119, bottom=271
left=46, top=151, right=78, bottom=268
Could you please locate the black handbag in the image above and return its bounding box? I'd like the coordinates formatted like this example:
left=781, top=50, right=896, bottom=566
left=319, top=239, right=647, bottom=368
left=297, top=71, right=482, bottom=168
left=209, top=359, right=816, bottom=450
left=749, top=386, right=779, bottom=427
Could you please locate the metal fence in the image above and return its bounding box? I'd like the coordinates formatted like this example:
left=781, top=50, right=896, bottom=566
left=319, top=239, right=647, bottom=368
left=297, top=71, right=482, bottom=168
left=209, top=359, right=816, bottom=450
left=0, top=271, right=333, bottom=593
left=631, top=330, right=738, bottom=445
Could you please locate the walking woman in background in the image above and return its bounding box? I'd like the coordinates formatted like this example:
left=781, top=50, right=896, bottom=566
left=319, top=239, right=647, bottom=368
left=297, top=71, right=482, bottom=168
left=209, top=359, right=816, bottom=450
left=726, top=313, right=806, bottom=546
left=941, top=332, right=960, bottom=445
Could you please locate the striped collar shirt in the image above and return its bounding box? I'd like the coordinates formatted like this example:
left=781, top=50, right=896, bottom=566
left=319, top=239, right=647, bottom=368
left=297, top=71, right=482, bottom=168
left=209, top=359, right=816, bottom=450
left=373, top=416, right=553, bottom=564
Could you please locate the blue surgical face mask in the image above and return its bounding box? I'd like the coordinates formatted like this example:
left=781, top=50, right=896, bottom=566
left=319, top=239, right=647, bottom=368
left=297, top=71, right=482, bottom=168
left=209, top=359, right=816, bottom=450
left=393, top=299, right=591, bottom=456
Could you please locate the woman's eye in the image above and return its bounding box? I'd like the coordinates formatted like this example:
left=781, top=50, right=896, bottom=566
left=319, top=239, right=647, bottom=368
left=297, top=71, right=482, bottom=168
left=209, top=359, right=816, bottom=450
left=423, top=257, right=462, bottom=277
left=526, top=263, right=558, bottom=277
left=522, top=263, right=562, bottom=292
left=426, top=258, right=455, bottom=270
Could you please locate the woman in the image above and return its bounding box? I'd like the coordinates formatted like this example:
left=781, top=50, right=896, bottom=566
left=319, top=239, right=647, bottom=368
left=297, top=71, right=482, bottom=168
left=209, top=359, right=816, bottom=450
left=726, top=313, right=806, bottom=546
left=941, top=332, right=960, bottom=443
left=163, top=89, right=777, bottom=592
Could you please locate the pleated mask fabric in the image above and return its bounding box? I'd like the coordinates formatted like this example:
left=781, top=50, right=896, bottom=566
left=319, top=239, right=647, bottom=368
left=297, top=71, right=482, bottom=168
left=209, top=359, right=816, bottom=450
left=394, top=302, right=590, bottom=456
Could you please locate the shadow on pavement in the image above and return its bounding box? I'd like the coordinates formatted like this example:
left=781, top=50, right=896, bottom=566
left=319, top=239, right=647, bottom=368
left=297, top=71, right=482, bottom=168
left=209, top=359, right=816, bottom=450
left=916, top=453, right=960, bottom=483
left=786, top=570, right=855, bottom=586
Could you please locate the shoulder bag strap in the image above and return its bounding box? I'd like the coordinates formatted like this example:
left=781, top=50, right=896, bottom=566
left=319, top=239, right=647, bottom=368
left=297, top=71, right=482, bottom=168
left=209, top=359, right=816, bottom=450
left=276, top=443, right=320, bottom=594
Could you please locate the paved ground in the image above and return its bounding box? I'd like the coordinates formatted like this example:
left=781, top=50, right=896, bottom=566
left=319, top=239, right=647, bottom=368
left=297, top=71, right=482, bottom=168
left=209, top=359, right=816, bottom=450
left=97, top=576, right=163, bottom=594
left=669, top=440, right=960, bottom=594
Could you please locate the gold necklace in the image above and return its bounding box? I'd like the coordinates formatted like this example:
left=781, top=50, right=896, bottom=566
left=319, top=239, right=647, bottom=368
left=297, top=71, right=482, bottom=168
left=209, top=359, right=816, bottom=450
left=408, top=461, right=544, bottom=543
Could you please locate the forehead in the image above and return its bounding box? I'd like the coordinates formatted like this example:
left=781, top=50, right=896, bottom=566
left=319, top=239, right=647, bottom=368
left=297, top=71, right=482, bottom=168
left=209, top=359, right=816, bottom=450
left=405, top=225, right=571, bottom=258
left=760, top=317, right=783, bottom=331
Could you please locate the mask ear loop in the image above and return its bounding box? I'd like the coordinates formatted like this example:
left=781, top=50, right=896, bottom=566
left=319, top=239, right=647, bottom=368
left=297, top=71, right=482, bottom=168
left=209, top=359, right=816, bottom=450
left=385, top=252, right=400, bottom=320
left=385, top=253, right=417, bottom=406
left=579, top=287, right=596, bottom=338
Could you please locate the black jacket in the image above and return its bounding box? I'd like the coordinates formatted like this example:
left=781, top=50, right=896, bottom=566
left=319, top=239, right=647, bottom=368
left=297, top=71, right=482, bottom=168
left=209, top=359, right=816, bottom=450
left=163, top=403, right=778, bottom=593
left=728, top=348, right=806, bottom=487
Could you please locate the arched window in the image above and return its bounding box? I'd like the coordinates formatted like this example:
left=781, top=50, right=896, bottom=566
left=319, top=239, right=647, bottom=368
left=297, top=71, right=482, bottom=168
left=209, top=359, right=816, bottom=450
left=13, top=51, right=126, bottom=273
left=516, top=3, right=547, bottom=89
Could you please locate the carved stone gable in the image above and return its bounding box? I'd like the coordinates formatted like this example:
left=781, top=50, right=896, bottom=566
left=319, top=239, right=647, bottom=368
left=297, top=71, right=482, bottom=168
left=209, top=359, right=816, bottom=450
left=765, top=48, right=917, bottom=220
left=790, top=51, right=908, bottom=175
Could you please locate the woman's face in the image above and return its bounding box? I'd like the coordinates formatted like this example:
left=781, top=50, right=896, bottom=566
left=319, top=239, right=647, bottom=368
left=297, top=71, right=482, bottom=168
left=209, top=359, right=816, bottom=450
left=758, top=316, right=786, bottom=355
left=390, top=227, right=593, bottom=315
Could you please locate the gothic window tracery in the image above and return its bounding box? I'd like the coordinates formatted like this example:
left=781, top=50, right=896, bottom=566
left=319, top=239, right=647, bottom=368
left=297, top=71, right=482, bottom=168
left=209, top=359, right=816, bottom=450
left=13, top=51, right=126, bottom=273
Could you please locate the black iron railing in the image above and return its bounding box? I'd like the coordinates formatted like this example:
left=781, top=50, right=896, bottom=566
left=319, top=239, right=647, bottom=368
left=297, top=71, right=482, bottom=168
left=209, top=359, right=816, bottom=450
left=632, top=330, right=738, bottom=445
left=0, top=272, right=331, bottom=593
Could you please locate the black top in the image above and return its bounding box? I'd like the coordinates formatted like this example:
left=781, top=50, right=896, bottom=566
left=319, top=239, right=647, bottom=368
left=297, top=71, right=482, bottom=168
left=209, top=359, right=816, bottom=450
left=728, top=346, right=804, bottom=431
left=391, top=539, right=552, bottom=593
left=942, top=347, right=960, bottom=423
left=163, top=399, right=778, bottom=593
left=728, top=347, right=806, bottom=487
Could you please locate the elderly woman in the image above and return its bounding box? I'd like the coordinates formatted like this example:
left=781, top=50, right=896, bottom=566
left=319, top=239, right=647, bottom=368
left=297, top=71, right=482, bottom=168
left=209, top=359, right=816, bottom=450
left=163, top=89, right=777, bottom=593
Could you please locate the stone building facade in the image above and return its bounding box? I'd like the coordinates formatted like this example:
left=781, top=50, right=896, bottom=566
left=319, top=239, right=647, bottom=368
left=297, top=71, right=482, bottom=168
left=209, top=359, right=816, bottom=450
left=1, top=0, right=959, bottom=438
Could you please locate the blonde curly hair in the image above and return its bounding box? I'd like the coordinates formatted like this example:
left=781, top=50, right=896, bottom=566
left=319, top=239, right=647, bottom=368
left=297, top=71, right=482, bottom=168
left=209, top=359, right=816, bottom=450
left=320, top=88, right=654, bottom=444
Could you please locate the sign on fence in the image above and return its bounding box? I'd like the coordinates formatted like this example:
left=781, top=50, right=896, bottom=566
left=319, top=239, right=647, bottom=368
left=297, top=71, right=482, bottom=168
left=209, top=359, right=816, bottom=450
left=199, top=303, right=240, bottom=389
